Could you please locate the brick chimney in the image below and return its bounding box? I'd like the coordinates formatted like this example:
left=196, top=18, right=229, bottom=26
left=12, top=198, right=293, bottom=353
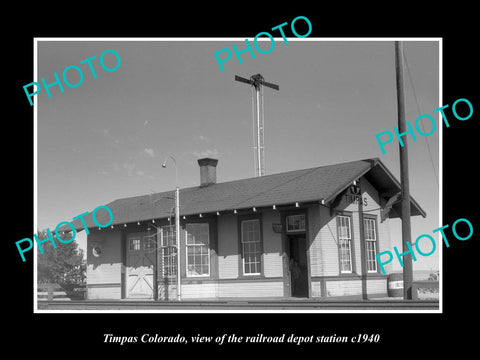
left=198, top=158, right=218, bottom=187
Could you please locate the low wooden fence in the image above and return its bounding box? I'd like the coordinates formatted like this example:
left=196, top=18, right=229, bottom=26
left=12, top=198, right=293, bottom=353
left=37, top=283, right=86, bottom=301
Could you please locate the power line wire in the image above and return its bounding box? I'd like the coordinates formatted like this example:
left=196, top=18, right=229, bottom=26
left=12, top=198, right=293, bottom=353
left=403, top=49, right=439, bottom=186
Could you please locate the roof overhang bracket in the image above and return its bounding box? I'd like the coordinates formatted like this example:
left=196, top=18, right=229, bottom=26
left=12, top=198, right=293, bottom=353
left=329, top=188, right=348, bottom=217
left=380, top=191, right=402, bottom=223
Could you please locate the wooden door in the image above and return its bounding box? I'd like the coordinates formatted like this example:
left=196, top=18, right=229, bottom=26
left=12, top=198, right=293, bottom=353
left=289, top=236, right=309, bottom=297
left=126, top=235, right=156, bottom=299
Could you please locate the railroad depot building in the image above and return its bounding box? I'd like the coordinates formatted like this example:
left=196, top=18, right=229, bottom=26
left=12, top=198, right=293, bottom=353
left=72, top=158, right=425, bottom=301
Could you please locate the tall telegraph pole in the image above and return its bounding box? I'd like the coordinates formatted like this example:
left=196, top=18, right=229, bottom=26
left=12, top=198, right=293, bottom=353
left=395, top=41, right=413, bottom=300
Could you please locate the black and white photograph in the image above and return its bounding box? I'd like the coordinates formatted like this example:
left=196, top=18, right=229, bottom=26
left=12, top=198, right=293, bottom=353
left=33, top=39, right=440, bottom=311
left=7, top=7, right=478, bottom=354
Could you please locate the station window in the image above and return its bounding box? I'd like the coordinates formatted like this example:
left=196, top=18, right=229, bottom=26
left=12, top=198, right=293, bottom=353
left=286, top=214, right=306, bottom=232
left=364, top=217, right=378, bottom=273
left=337, top=215, right=353, bottom=273
left=186, top=223, right=210, bottom=277
left=129, top=238, right=141, bottom=251
left=241, top=219, right=262, bottom=275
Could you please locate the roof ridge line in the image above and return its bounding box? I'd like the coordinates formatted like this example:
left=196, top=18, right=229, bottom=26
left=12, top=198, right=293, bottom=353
left=109, top=158, right=377, bottom=204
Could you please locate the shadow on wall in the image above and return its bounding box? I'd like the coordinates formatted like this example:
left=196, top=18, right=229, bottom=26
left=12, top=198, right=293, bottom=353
left=216, top=211, right=285, bottom=259
left=87, top=211, right=292, bottom=270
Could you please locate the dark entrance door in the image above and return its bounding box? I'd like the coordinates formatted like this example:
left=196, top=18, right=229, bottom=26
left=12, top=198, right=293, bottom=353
left=288, top=235, right=309, bottom=297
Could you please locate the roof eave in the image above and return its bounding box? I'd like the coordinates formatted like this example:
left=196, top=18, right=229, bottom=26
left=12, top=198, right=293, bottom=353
left=373, top=159, right=427, bottom=218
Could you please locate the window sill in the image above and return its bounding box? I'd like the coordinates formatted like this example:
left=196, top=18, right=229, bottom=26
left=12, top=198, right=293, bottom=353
left=237, top=274, right=265, bottom=280
left=336, top=272, right=387, bottom=278
left=182, top=276, right=217, bottom=284
left=365, top=272, right=387, bottom=278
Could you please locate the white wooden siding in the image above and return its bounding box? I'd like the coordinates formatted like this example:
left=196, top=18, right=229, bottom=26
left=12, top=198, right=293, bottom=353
left=217, top=211, right=283, bottom=279
left=218, top=281, right=283, bottom=297
left=326, top=280, right=362, bottom=297
left=308, top=205, right=325, bottom=277
left=86, top=231, right=122, bottom=285
left=181, top=283, right=217, bottom=299
left=217, top=214, right=239, bottom=279
left=310, top=205, right=340, bottom=276
left=367, top=278, right=387, bottom=295
left=86, top=263, right=122, bottom=285
left=262, top=211, right=283, bottom=278
left=311, top=281, right=322, bottom=297
left=377, top=217, right=393, bottom=274
left=309, top=176, right=392, bottom=277
left=87, top=286, right=121, bottom=300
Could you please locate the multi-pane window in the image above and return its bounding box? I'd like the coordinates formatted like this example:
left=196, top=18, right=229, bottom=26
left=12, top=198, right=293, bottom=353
left=186, top=224, right=210, bottom=277
left=364, top=218, right=378, bottom=272
left=161, top=225, right=177, bottom=277
left=241, top=219, right=262, bottom=275
left=286, top=214, right=306, bottom=232
left=337, top=215, right=353, bottom=273
left=129, top=238, right=141, bottom=251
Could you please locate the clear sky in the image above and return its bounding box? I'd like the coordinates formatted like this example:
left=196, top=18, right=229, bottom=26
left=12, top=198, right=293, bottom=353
left=36, top=38, right=440, bottom=272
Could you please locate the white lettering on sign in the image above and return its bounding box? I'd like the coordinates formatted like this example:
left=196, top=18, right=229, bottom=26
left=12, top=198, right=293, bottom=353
left=345, top=194, right=368, bottom=207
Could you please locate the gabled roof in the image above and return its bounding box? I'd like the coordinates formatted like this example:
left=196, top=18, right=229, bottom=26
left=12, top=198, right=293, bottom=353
left=69, top=158, right=426, bottom=231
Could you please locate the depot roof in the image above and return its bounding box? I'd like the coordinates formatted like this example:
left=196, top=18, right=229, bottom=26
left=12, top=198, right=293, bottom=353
left=68, top=158, right=426, bottom=231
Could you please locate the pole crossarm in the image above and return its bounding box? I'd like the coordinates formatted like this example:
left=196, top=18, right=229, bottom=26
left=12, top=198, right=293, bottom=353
left=234, top=73, right=279, bottom=177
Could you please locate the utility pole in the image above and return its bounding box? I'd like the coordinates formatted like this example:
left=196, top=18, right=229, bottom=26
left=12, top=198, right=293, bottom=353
left=357, top=180, right=368, bottom=300
left=395, top=41, right=413, bottom=300
left=175, top=185, right=181, bottom=301
left=235, top=74, right=279, bottom=177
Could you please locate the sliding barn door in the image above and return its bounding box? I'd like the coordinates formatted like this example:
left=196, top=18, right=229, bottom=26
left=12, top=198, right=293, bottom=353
left=126, top=235, right=156, bottom=299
